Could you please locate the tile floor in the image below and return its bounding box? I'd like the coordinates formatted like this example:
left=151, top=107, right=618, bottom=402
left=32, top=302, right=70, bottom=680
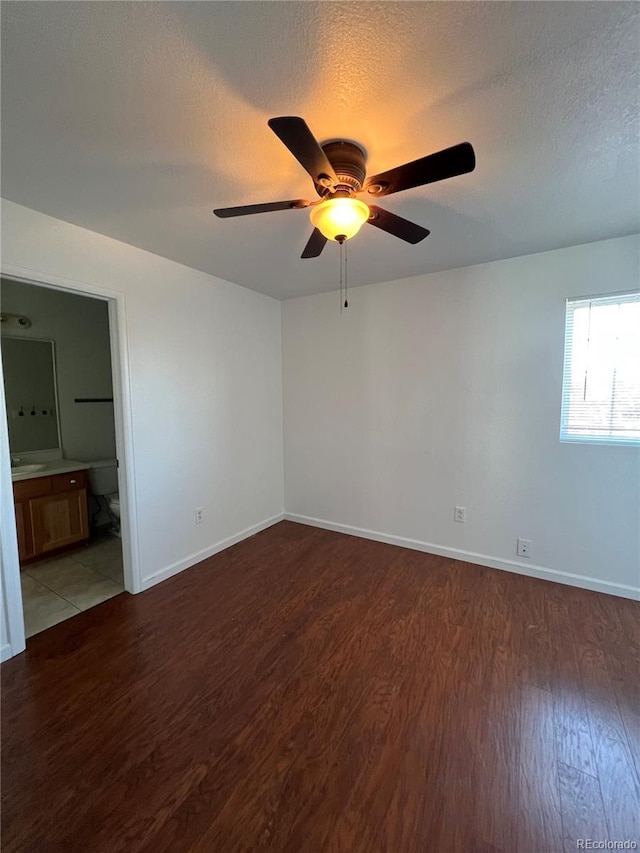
left=20, top=535, right=124, bottom=638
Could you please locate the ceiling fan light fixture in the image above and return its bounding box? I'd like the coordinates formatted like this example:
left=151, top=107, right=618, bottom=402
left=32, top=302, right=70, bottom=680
left=214, top=116, right=475, bottom=260
left=309, top=197, right=370, bottom=242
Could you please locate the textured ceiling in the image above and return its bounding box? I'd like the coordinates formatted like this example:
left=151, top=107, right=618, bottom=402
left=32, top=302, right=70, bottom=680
left=1, top=2, right=638, bottom=299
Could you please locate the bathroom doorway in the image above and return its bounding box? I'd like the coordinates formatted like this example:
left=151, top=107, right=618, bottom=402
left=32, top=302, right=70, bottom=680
left=0, top=273, right=138, bottom=649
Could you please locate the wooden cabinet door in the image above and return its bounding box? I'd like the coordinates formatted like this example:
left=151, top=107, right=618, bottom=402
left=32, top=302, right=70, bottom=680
left=29, top=489, right=89, bottom=555
left=15, top=500, right=35, bottom=562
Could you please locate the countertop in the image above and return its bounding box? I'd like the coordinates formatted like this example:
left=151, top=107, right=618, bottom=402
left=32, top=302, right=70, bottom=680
left=11, top=459, right=91, bottom=483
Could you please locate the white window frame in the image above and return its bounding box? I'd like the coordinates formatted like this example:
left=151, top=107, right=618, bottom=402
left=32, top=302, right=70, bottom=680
left=560, top=290, right=640, bottom=447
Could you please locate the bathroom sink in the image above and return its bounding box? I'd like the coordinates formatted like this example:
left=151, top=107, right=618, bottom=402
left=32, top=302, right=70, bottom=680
left=11, top=463, right=47, bottom=474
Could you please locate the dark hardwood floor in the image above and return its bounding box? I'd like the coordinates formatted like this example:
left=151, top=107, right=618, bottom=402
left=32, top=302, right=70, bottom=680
left=2, top=521, right=639, bottom=852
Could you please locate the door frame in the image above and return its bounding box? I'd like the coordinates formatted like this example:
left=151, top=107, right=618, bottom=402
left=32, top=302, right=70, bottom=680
left=1, top=264, right=142, bottom=661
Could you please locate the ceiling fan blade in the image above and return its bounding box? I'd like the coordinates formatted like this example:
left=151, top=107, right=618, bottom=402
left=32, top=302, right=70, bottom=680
left=268, top=117, right=338, bottom=188
left=367, top=206, right=430, bottom=244
left=301, top=228, right=328, bottom=259
left=364, top=142, right=475, bottom=197
left=214, top=199, right=309, bottom=218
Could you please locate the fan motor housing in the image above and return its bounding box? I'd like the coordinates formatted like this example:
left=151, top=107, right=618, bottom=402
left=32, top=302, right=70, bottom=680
left=319, top=140, right=367, bottom=195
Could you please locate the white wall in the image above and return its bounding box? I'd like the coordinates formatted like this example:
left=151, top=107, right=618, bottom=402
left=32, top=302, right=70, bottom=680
left=1, top=200, right=284, bottom=654
left=0, top=352, right=26, bottom=661
left=1, top=278, right=116, bottom=460
left=283, top=235, right=640, bottom=599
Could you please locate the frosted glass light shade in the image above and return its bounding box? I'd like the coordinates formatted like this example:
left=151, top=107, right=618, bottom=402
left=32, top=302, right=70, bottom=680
left=309, top=198, right=370, bottom=241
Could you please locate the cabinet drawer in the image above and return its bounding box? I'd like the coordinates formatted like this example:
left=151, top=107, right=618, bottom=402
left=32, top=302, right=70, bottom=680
left=50, top=470, right=88, bottom=494
left=13, top=476, right=52, bottom=502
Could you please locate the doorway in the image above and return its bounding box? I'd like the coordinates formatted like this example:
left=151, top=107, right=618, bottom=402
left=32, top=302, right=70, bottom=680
left=0, top=273, right=139, bottom=654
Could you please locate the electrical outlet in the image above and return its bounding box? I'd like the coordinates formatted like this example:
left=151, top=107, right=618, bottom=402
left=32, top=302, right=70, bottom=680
left=517, top=538, right=532, bottom=558
left=194, top=507, right=204, bottom=525
left=454, top=506, right=466, bottom=523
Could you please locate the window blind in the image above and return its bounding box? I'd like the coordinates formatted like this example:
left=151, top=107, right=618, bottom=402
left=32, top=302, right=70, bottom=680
left=560, top=291, right=640, bottom=445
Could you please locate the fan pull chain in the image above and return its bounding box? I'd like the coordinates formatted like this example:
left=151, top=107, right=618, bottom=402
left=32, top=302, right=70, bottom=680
left=344, top=240, right=349, bottom=309
left=339, top=239, right=344, bottom=315
left=337, top=236, right=349, bottom=313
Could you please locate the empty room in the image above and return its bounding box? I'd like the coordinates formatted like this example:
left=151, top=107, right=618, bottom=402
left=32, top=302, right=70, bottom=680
left=1, top=2, right=638, bottom=852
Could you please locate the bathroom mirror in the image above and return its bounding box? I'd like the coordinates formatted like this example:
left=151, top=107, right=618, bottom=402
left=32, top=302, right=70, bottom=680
left=1, top=336, right=61, bottom=453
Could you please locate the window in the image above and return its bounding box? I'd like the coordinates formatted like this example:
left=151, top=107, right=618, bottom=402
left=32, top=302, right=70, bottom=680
left=560, top=292, right=640, bottom=445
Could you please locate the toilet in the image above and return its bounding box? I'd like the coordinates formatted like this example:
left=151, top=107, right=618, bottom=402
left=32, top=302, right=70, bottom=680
left=87, top=458, right=120, bottom=534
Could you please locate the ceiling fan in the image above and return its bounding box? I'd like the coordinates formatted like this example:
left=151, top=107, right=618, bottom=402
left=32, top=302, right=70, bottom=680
left=213, top=116, right=476, bottom=258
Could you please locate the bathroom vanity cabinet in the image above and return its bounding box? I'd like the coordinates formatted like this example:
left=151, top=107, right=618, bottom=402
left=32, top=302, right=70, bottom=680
left=13, top=469, right=89, bottom=565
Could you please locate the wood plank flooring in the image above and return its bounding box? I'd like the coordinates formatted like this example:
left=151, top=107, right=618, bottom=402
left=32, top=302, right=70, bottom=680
left=2, top=521, right=639, bottom=852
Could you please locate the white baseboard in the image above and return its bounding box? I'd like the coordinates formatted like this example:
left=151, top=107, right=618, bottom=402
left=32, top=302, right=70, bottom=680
left=284, top=513, right=640, bottom=602
left=1, top=643, right=13, bottom=664
left=141, top=512, right=285, bottom=591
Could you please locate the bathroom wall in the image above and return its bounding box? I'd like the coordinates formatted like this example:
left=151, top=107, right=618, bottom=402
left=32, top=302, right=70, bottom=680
left=1, top=278, right=116, bottom=461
